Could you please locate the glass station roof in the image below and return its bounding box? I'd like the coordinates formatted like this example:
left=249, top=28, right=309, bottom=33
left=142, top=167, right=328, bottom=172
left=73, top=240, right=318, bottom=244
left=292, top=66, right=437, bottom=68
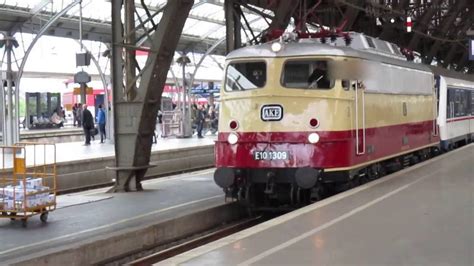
left=0, top=0, right=272, bottom=43
left=0, top=0, right=275, bottom=92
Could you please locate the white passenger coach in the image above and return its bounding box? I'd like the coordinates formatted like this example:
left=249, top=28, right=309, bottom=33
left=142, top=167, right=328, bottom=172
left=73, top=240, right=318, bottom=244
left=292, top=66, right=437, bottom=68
left=433, top=69, right=474, bottom=151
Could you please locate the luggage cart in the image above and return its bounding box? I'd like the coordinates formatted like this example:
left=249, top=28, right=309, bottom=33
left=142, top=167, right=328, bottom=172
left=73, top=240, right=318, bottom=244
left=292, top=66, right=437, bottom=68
left=0, top=143, right=57, bottom=227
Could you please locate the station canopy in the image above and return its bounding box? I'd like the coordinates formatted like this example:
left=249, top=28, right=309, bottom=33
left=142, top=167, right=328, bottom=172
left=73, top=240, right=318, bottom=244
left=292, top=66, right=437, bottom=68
left=0, top=0, right=277, bottom=91
left=0, top=0, right=273, bottom=55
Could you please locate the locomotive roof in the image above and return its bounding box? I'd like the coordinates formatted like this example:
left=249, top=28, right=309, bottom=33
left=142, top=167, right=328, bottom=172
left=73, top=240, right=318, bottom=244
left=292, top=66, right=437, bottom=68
left=227, top=40, right=432, bottom=73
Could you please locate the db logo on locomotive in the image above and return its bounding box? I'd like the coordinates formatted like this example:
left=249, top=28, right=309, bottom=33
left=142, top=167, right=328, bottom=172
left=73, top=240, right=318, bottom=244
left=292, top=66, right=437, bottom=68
left=261, top=104, right=283, bottom=121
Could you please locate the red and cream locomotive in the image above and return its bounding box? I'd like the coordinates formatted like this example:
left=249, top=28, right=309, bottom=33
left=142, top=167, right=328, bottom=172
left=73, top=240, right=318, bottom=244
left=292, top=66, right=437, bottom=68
left=214, top=32, right=473, bottom=208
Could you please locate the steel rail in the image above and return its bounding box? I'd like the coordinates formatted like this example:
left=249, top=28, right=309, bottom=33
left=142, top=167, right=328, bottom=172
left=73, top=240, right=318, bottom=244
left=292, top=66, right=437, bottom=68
left=127, top=216, right=266, bottom=266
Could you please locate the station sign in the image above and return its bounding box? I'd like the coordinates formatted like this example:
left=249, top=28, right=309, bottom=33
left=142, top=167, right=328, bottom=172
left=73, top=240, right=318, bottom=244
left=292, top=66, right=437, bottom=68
left=470, top=39, right=474, bottom=61
left=191, top=88, right=220, bottom=94
left=190, top=83, right=220, bottom=95
left=73, top=87, right=93, bottom=95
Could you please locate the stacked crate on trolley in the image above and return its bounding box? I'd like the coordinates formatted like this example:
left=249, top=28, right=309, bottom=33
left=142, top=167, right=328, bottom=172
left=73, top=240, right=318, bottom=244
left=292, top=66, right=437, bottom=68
left=162, top=110, right=182, bottom=137
left=0, top=143, right=56, bottom=227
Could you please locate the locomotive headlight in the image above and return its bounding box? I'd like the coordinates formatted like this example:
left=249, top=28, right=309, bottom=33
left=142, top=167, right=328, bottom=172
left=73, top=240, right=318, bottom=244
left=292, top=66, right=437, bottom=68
left=228, top=133, right=239, bottom=145
left=308, top=133, right=320, bottom=144
left=271, top=42, right=282, bottom=52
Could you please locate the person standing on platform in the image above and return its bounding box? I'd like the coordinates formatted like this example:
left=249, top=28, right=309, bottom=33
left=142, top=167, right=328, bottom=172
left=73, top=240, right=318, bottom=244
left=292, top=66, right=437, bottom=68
left=191, top=104, right=198, bottom=134
left=196, top=105, right=206, bottom=139
left=157, top=109, right=163, bottom=138
left=81, top=104, right=94, bottom=145
left=153, top=109, right=163, bottom=143
left=209, top=105, right=218, bottom=134
left=77, top=103, right=83, bottom=127
left=96, top=104, right=106, bottom=143
left=72, top=103, right=78, bottom=126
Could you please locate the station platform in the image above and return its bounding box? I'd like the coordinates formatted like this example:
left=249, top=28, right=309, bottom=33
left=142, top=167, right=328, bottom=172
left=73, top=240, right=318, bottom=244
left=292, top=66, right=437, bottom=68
left=50, top=136, right=215, bottom=192
left=0, top=169, right=232, bottom=265
left=20, top=127, right=83, bottom=143
left=8, top=136, right=215, bottom=193
left=52, top=136, right=214, bottom=164
left=163, top=144, right=474, bottom=266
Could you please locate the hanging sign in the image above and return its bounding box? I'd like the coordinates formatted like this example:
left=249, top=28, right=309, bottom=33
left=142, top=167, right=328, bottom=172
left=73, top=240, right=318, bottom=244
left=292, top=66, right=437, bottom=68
left=73, top=87, right=93, bottom=95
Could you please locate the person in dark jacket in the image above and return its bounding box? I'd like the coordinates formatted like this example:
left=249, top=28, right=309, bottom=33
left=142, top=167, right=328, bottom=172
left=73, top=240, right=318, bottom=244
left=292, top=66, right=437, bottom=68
left=72, top=103, right=78, bottom=126
left=96, top=104, right=106, bottom=143
left=76, top=103, right=83, bottom=127
left=81, top=104, right=94, bottom=145
left=308, top=61, right=330, bottom=89
left=196, top=105, right=206, bottom=138
left=209, top=105, right=218, bottom=134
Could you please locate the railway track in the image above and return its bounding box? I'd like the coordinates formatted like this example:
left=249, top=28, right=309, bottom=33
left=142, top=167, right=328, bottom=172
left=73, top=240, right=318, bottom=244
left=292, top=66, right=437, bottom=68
left=124, top=215, right=270, bottom=266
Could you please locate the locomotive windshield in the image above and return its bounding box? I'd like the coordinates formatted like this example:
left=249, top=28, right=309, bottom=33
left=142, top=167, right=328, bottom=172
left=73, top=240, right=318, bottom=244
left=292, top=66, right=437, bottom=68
left=225, top=61, right=266, bottom=91
left=282, top=60, right=333, bottom=89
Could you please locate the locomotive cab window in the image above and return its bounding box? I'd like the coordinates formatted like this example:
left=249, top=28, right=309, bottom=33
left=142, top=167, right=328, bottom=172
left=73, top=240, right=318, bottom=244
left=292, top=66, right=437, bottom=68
left=282, top=60, right=333, bottom=89
left=225, top=61, right=266, bottom=92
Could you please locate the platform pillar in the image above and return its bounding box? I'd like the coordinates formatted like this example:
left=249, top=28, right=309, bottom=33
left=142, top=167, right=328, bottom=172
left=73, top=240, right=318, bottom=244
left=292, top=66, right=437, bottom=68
left=110, top=0, right=194, bottom=192
left=1, top=35, right=19, bottom=145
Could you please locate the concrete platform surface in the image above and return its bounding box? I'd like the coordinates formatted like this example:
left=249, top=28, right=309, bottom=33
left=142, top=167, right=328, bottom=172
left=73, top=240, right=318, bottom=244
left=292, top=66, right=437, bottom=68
left=20, top=126, right=82, bottom=136
left=0, top=168, right=223, bottom=264
left=1, top=136, right=215, bottom=166
left=0, top=136, right=216, bottom=192
left=162, top=144, right=474, bottom=266
left=19, top=127, right=84, bottom=143
left=38, top=136, right=215, bottom=164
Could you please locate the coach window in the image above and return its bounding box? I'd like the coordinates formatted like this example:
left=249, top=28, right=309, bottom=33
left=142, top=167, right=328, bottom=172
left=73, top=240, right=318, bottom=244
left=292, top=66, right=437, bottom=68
left=466, top=90, right=472, bottom=116
left=447, top=88, right=454, bottom=118
left=225, top=61, right=266, bottom=92
left=455, top=89, right=469, bottom=117
left=282, top=60, right=333, bottom=89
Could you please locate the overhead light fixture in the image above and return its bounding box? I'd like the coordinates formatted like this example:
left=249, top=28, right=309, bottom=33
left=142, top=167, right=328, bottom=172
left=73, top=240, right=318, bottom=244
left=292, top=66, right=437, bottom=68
left=271, top=42, right=282, bottom=52
left=176, top=54, right=191, bottom=65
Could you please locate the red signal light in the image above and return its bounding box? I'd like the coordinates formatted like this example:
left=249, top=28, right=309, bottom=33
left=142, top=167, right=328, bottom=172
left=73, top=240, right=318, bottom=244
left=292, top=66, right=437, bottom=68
left=229, top=120, right=239, bottom=130
left=309, top=118, right=319, bottom=128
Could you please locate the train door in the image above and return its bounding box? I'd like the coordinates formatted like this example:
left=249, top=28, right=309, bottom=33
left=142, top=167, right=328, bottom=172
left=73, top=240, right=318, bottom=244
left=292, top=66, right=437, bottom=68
left=354, top=80, right=366, bottom=155
left=433, top=76, right=439, bottom=137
